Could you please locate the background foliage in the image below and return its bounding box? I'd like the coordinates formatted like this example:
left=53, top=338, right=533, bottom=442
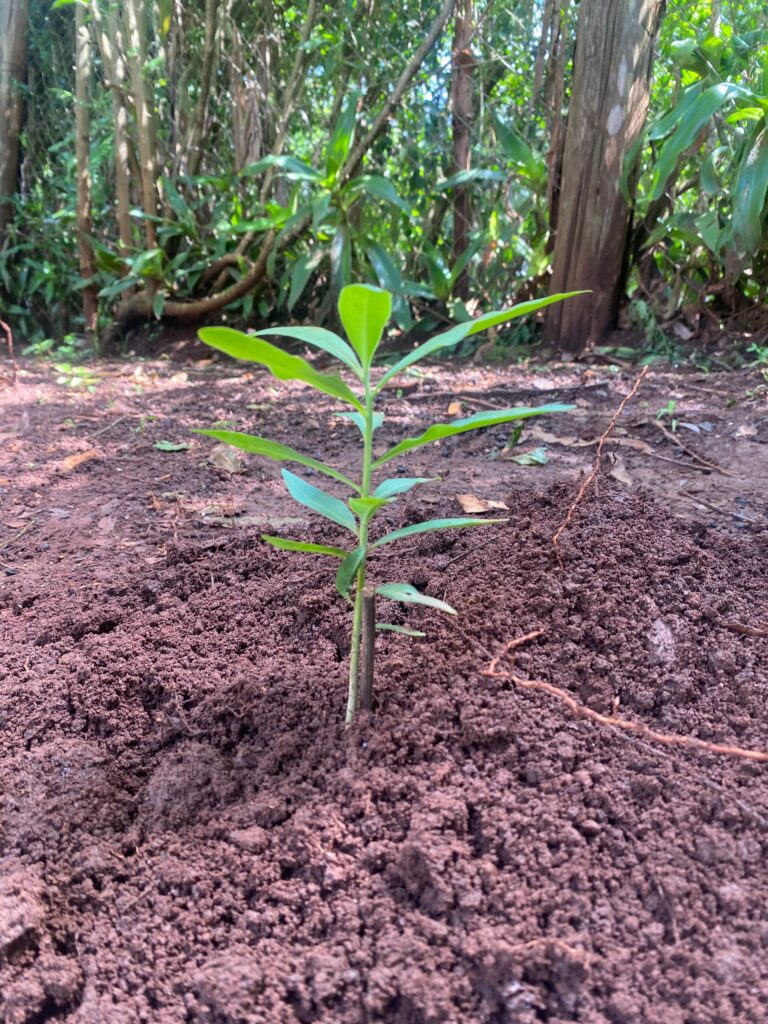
left=0, top=0, right=766, bottom=353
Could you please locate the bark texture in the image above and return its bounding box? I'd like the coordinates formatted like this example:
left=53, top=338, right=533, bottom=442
left=75, top=1, right=98, bottom=332
left=450, top=0, right=473, bottom=298
left=0, top=0, right=29, bottom=247
left=544, top=0, right=665, bottom=352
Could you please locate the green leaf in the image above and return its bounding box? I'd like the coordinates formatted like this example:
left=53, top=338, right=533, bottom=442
left=649, top=83, right=750, bottom=201
left=348, top=495, right=391, bottom=523
left=154, top=440, right=190, bottom=452
left=344, top=175, right=411, bottom=214
left=255, top=325, right=361, bottom=376
left=732, top=128, right=768, bottom=255
left=436, top=169, right=506, bottom=189
left=649, top=84, right=702, bottom=141
left=492, top=114, right=546, bottom=182
left=376, top=583, right=456, bottom=616
left=282, top=468, right=358, bottom=533
left=376, top=293, right=586, bottom=389
left=376, top=623, right=426, bottom=637
left=336, top=411, right=385, bottom=434
left=262, top=535, right=348, bottom=558
left=373, top=405, right=574, bottom=467
left=152, top=292, right=165, bottom=320
left=338, top=283, right=392, bottom=367
left=326, top=89, right=360, bottom=180
left=371, top=516, right=507, bottom=548
left=198, top=327, right=363, bottom=409
left=366, top=244, right=413, bottom=331
left=330, top=225, right=352, bottom=294
left=240, top=154, right=323, bottom=181
left=193, top=430, right=359, bottom=491
left=336, top=546, right=365, bottom=597
left=288, top=249, right=325, bottom=311
left=509, top=445, right=548, bottom=466
left=373, top=477, right=433, bottom=499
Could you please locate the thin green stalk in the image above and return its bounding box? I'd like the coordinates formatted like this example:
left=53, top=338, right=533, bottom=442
left=345, top=379, right=375, bottom=725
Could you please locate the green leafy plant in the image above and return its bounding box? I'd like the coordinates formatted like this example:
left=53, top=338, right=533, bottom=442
left=196, top=283, right=581, bottom=723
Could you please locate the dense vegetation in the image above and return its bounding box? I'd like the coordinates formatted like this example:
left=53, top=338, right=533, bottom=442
left=0, top=0, right=766, bottom=354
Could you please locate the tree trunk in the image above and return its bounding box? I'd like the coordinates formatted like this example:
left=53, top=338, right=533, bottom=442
left=75, top=2, right=98, bottom=332
left=543, top=0, right=665, bottom=352
left=124, top=0, right=158, bottom=253
left=450, top=0, right=473, bottom=299
left=0, top=0, right=29, bottom=249
left=92, top=0, right=134, bottom=253
left=185, top=0, right=218, bottom=177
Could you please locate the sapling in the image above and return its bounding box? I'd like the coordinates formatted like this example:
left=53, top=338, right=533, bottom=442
left=196, top=284, right=579, bottom=723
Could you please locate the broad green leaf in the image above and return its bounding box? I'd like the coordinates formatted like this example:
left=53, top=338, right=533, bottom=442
left=288, top=249, right=326, bottom=312
left=492, top=113, right=546, bottom=182
left=262, top=535, right=348, bottom=558
left=348, top=496, right=392, bottom=521
left=436, top=169, right=506, bottom=190
left=282, top=468, right=358, bottom=533
left=733, top=128, right=768, bottom=255
left=376, top=583, right=456, bottom=616
left=255, top=324, right=362, bottom=376
left=376, top=294, right=586, bottom=389
left=366, top=243, right=413, bottom=331
left=371, top=516, right=507, bottom=548
left=344, top=175, right=411, bottom=214
left=649, top=84, right=702, bottom=141
left=336, top=546, right=365, bottom=597
left=376, top=623, right=426, bottom=637
left=193, top=430, right=359, bottom=491
left=338, top=284, right=392, bottom=367
left=336, top=411, right=385, bottom=435
left=700, top=145, right=729, bottom=193
left=198, top=327, right=363, bottom=409
left=330, top=225, right=352, bottom=294
left=326, top=89, right=360, bottom=180
left=240, top=154, right=323, bottom=181
left=373, top=405, right=574, bottom=467
left=373, top=477, right=433, bottom=499
left=649, top=83, right=750, bottom=201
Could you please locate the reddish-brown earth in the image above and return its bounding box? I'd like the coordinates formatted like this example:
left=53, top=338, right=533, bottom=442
left=1, top=356, right=767, bottom=1023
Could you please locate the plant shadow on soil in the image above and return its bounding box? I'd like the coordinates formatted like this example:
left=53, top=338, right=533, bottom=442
left=1, top=359, right=767, bottom=1023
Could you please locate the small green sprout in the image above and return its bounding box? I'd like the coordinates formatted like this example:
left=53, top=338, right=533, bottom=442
left=196, top=283, right=580, bottom=723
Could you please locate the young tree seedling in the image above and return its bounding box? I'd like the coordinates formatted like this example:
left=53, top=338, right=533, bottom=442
left=196, top=284, right=580, bottom=724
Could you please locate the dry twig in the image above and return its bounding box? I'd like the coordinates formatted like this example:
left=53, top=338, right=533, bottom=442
left=680, top=490, right=763, bottom=529
left=723, top=621, right=768, bottom=639
left=551, top=367, right=648, bottom=560
left=653, top=420, right=739, bottom=478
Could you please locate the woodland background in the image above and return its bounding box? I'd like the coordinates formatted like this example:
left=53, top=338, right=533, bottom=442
left=1, top=0, right=767, bottom=358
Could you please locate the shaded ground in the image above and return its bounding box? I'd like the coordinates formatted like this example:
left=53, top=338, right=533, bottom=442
left=1, top=352, right=767, bottom=1023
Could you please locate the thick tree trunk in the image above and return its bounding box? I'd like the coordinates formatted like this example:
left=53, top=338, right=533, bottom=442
left=450, top=0, right=473, bottom=299
left=75, top=2, right=98, bottom=332
left=0, top=0, right=29, bottom=249
left=544, top=0, right=665, bottom=352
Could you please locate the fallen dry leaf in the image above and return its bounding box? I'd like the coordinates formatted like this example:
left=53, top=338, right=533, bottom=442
left=457, top=493, right=509, bottom=514
left=447, top=400, right=463, bottom=417
left=60, top=449, right=100, bottom=472
left=208, top=444, right=245, bottom=474
left=735, top=424, right=758, bottom=439
left=609, top=459, right=633, bottom=487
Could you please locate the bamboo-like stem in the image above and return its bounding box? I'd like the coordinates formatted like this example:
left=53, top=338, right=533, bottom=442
left=359, top=585, right=376, bottom=713
left=345, top=378, right=376, bottom=725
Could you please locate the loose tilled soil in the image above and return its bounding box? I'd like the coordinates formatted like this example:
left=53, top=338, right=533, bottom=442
left=1, top=355, right=767, bottom=1023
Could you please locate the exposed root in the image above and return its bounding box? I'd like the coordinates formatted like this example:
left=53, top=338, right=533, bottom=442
left=723, top=621, right=768, bottom=639
left=482, top=632, right=768, bottom=764
left=551, top=366, right=648, bottom=561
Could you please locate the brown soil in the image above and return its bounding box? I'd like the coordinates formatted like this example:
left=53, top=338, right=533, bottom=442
left=1, top=355, right=767, bottom=1023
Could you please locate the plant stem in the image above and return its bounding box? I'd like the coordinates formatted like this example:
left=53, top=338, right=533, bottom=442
left=345, top=379, right=376, bottom=725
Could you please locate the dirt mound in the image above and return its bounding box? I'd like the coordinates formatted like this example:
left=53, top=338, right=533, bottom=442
left=2, top=474, right=767, bottom=1023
